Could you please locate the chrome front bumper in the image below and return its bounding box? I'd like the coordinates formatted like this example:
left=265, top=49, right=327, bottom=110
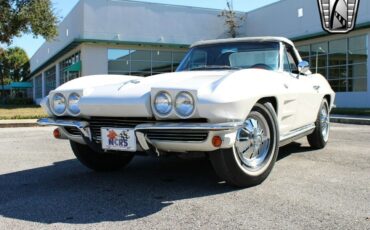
left=37, top=118, right=243, bottom=152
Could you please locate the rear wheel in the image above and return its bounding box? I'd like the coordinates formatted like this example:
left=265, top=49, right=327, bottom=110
left=70, top=141, right=134, bottom=171
left=307, top=99, right=330, bottom=149
left=210, top=102, right=279, bottom=187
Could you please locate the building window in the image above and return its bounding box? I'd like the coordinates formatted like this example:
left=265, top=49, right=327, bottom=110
left=45, top=66, right=56, bottom=95
left=297, top=45, right=310, bottom=60
left=108, top=49, right=187, bottom=76
left=60, top=51, right=81, bottom=84
left=297, top=34, right=368, bottom=92
left=35, top=74, right=42, bottom=99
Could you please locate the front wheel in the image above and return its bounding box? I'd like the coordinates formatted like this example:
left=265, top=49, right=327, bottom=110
left=210, top=102, right=279, bottom=187
left=70, top=141, right=134, bottom=172
left=307, top=99, right=330, bottom=149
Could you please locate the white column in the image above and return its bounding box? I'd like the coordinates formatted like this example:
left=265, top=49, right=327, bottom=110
left=56, top=63, right=60, bottom=87
left=41, top=72, right=45, bottom=98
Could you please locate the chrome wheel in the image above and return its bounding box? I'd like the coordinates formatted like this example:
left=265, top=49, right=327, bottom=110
left=320, top=105, right=330, bottom=142
left=235, top=115, right=271, bottom=170
left=307, top=99, right=330, bottom=149
left=209, top=102, right=279, bottom=187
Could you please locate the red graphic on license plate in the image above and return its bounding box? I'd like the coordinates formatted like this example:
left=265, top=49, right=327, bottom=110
left=106, top=129, right=130, bottom=147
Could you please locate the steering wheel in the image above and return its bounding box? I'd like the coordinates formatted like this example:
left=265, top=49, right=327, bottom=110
left=250, top=63, right=273, bottom=71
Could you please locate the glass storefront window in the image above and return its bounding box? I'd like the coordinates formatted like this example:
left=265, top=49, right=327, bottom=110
left=304, top=35, right=368, bottom=92
left=60, top=51, right=81, bottom=84
left=329, top=39, right=347, bottom=53
left=297, top=45, right=310, bottom=59
left=316, top=67, right=327, bottom=77
left=329, top=39, right=347, bottom=66
left=348, top=64, right=367, bottom=78
left=108, top=49, right=130, bottom=60
left=173, top=52, right=186, bottom=71
left=107, top=49, right=187, bottom=76
left=152, top=50, right=172, bottom=62
left=349, top=35, right=367, bottom=52
left=329, top=53, right=346, bottom=66
left=328, top=65, right=347, bottom=80
left=35, top=75, right=42, bottom=99
left=108, top=60, right=130, bottom=74
left=130, top=50, right=151, bottom=61
left=328, top=79, right=347, bottom=92
left=348, top=48, right=367, bottom=64
left=45, top=66, right=56, bottom=95
left=152, top=62, right=172, bottom=73
left=348, top=78, right=367, bottom=92
left=310, top=54, right=327, bottom=69
left=130, top=60, right=151, bottom=72
left=311, top=42, right=328, bottom=54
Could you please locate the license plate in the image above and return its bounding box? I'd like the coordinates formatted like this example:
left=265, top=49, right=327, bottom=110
left=101, top=127, right=137, bottom=152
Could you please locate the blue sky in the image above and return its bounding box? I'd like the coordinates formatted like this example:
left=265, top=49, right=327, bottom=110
left=9, top=0, right=279, bottom=58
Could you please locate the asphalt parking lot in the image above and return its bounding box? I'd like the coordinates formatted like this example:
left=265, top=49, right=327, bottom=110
left=0, top=124, right=369, bottom=229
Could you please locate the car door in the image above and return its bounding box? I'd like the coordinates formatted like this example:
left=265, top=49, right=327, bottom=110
left=279, top=44, right=320, bottom=134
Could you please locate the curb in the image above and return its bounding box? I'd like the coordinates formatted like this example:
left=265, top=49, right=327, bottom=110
left=0, top=123, right=39, bottom=128
left=0, top=120, right=39, bottom=128
left=330, top=116, right=370, bottom=125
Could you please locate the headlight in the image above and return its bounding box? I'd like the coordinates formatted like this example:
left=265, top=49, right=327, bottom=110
left=154, top=91, right=172, bottom=115
left=175, top=92, right=194, bottom=117
left=51, top=93, right=66, bottom=115
left=68, top=93, right=81, bottom=115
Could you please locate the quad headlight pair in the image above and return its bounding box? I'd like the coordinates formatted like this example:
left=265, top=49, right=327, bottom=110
left=51, top=93, right=81, bottom=116
left=154, top=91, right=195, bottom=118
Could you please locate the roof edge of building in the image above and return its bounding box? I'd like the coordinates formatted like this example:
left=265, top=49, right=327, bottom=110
left=291, top=21, right=370, bottom=42
left=111, top=0, right=230, bottom=13
left=27, top=39, right=190, bottom=80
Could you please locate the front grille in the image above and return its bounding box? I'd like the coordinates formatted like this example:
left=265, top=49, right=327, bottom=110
left=64, top=127, right=82, bottom=136
left=88, top=117, right=155, bottom=142
left=86, top=117, right=208, bottom=143
left=145, top=130, right=208, bottom=142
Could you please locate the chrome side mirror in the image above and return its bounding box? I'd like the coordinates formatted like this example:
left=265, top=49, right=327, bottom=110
left=298, top=61, right=310, bottom=74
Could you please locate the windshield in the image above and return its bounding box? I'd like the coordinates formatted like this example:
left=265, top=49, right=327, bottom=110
left=176, top=42, right=280, bottom=71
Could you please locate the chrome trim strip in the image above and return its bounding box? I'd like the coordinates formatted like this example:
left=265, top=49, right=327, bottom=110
left=37, top=118, right=243, bottom=132
left=135, top=122, right=243, bottom=131
left=280, top=124, right=316, bottom=142
left=37, top=118, right=90, bottom=137
left=38, top=118, right=89, bottom=129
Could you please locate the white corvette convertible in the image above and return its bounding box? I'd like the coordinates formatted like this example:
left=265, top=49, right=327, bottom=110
left=38, top=37, right=335, bottom=187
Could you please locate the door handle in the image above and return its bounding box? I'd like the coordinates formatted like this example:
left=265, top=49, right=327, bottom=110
left=313, top=85, right=320, bottom=90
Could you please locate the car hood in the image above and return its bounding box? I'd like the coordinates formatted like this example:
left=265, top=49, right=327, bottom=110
left=53, top=70, right=236, bottom=118
left=85, top=70, right=234, bottom=96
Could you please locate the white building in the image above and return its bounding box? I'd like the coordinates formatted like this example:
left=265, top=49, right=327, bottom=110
left=29, top=0, right=370, bottom=108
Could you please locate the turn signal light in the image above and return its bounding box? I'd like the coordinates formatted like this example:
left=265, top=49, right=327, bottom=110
left=53, top=128, right=61, bottom=139
left=212, top=136, right=223, bottom=147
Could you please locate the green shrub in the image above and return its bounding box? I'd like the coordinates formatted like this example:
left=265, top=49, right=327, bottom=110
left=3, top=97, right=34, bottom=105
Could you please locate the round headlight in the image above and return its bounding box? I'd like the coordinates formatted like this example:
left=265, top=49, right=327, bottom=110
left=175, top=92, right=194, bottom=117
left=154, top=91, right=172, bottom=115
left=68, top=93, right=81, bottom=115
left=52, top=93, right=66, bottom=115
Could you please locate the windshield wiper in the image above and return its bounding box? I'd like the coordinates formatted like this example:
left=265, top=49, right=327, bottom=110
left=189, top=65, right=241, bottom=71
